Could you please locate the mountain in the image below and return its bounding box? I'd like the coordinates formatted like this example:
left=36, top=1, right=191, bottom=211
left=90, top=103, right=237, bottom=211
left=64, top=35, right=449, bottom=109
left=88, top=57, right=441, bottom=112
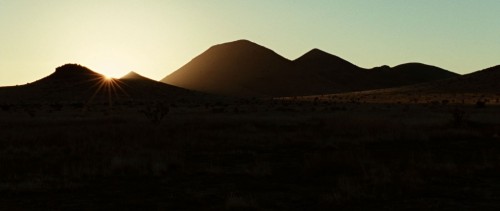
left=293, top=49, right=367, bottom=92
left=162, top=40, right=357, bottom=96
left=294, top=48, right=361, bottom=72
left=366, top=63, right=459, bottom=89
left=313, top=65, right=500, bottom=104
left=405, top=65, right=500, bottom=93
left=0, top=64, right=198, bottom=103
left=120, top=71, right=151, bottom=80
left=162, top=40, right=304, bottom=96
left=294, top=50, right=457, bottom=89
left=161, top=40, right=459, bottom=97
left=117, top=70, right=199, bottom=101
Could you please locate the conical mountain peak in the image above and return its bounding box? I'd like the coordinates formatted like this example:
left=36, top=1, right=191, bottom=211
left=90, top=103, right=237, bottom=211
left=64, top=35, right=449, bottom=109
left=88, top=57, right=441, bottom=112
left=294, top=48, right=360, bottom=70
left=121, top=71, right=150, bottom=80
left=302, top=48, right=332, bottom=57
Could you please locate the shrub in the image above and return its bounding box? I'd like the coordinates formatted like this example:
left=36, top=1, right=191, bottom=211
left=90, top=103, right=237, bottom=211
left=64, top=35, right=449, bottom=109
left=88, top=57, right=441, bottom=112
left=225, top=193, right=257, bottom=211
left=0, top=104, right=11, bottom=111
left=141, top=102, right=170, bottom=124
left=475, top=100, right=486, bottom=108
left=50, top=103, right=63, bottom=111
left=450, top=107, right=467, bottom=126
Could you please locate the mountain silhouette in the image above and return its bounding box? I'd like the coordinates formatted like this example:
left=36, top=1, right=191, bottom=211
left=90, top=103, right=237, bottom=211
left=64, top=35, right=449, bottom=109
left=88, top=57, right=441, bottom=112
left=294, top=48, right=373, bottom=91
left=120, top=71, right=151, bottom=80
left=161, top=40, right=459, bottom=97
left=118, top=70, right=200, bottom=101
left=0, top=64, right=198, bottom=103
left=0, top=64, right=109, bottom=102
left=404, top=65, right=500, bottom=93
left=366, top=63, right=459, bottom=88
left=46, top=64, right=102, bottom=81
left=330, top=65, right=500, bottom=103
left=162, top=40, right=305, bottom=96
left=294, top=48, right=361, bottom=72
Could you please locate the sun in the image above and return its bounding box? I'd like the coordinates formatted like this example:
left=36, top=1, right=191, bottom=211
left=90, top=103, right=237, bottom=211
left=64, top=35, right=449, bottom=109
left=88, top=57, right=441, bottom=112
left=98, top=68, right=126, bottom=79
left=89, top=62, right=129, bottom=79
left=103, top=74, right=113, bottom=80
left=85, top=71, right=129, bottom=109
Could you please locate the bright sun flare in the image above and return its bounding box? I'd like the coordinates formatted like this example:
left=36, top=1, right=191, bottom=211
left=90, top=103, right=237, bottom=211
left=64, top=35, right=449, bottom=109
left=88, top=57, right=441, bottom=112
left=103, top=75, right=113, bottom=80
left=90, top=62, right=129, bottom=79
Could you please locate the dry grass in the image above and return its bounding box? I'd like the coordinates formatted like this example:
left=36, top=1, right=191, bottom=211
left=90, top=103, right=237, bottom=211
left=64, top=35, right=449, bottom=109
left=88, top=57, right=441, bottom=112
left=1, top=99, right=500, bottom=209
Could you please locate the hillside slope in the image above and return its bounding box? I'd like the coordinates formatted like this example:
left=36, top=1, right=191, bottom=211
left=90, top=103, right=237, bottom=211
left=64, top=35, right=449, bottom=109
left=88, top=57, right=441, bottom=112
left=162, top=40, right=459, bottom=97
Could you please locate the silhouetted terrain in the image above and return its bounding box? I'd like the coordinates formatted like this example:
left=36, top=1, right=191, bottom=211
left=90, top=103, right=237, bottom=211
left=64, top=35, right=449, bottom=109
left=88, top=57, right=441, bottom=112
left=406, top=65, right=500, bottom=93
left=367, top=63, right=460, bottom=88
left=303, top=65, right=500, bottom=105
left=1, top=96, right=500, bottom=210
left=161, top=40, right=302, bottom=96
left=120, top=71, right=151, bottom=80
left=162, top=40, right=458, bottom=97
left=0, top=64, right=201, bottom=104
left=1, top=51, right=499, bottom=210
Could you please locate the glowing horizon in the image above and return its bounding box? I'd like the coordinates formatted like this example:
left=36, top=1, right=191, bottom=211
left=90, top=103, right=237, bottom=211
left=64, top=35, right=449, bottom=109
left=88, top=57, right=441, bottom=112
left=1, top=0, right=500, bottom=86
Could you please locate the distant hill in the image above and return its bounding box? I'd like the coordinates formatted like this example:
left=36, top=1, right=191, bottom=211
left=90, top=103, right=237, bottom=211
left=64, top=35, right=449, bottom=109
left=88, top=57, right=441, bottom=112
left=117, top=70, right=201, bottom=101
left=364, top=65, right=500, bottom=94
left=162, top=40, right=343, bottom=97
left=301, top=65, right=500, bottom=104
left=120, top=71, right=151, bottom=80
left=366, top=63, right=459, bottom=89
left=161, top=40, right=303, bottom=96
left=410, top=65, right=500, bottom=93
left=0, top=64, right=198, bottom=104
left=161, top=40, right=459, bottom=97
left=293, top=48, right=366, bottom=92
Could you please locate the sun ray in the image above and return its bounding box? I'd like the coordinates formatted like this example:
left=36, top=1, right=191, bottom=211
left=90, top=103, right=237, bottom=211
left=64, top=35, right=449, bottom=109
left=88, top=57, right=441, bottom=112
left=82, top=74, right=132, bottom=113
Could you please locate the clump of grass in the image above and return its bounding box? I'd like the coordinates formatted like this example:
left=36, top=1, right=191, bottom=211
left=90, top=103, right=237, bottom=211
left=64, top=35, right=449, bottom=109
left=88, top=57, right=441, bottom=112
left=449, top=107, right=468, bottom=127
left=225, top=193, right=257, bottom=211
left=475, top=100, right=486, bottom=108
left=245, top=160, right=272, bottom=177
left=0, top=104, right=12, bottom=112
left=24, top=107, right=36, bottom=118
left=141, top=102, right=169, bottom=124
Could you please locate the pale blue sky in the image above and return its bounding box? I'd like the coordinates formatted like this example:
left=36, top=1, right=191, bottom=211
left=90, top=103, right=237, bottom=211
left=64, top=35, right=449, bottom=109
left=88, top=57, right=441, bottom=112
left=1, top=0, right=499, bottom=86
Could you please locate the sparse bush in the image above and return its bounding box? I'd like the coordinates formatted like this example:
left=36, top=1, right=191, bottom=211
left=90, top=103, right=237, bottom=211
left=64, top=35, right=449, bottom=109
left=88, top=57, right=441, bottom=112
left=211, top=107, right=226, bottom=113
left=476, top=100, right=486, bottom=108
left=225, top=193, right=257, bottom=211
left=50, top=102, right=64, bottom=111
left=450, top=107, right=467, bottom=126
left=24, top=107, right=36, bottom=118
left=70, top=102, right=84, bottom=109
left=430, top=100, right=439, bottom=106
left=0, top=104, right=11, bottom=111
left=141, top=102, right=170, bottom=124
left=313, top=97, right=320, bottom=106
left=2, top=97, right=500, bottom=209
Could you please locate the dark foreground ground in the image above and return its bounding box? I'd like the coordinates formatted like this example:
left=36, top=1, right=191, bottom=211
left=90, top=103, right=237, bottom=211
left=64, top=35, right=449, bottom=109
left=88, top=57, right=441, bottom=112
left=1, top=99, right=500, bottom=210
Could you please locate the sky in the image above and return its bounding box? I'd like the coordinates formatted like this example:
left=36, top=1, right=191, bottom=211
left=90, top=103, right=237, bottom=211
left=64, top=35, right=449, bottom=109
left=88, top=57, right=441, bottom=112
left=1, top=0, right=499, bottom=86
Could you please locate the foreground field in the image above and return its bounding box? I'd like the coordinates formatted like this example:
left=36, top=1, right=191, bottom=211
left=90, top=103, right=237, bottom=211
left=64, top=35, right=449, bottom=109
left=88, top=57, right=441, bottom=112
left=1, top=100, right=500, bottom=210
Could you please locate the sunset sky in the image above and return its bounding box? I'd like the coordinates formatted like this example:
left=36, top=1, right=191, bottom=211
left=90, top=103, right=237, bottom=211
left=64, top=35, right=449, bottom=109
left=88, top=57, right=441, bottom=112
left=1, top=0, right=499, bottom=86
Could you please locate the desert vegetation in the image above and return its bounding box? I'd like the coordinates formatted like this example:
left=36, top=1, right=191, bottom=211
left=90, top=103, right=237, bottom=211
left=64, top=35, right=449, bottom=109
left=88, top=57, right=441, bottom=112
left=1, top=98, right=500, bottom=210
left=0, top=55, right=499, bottom=210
